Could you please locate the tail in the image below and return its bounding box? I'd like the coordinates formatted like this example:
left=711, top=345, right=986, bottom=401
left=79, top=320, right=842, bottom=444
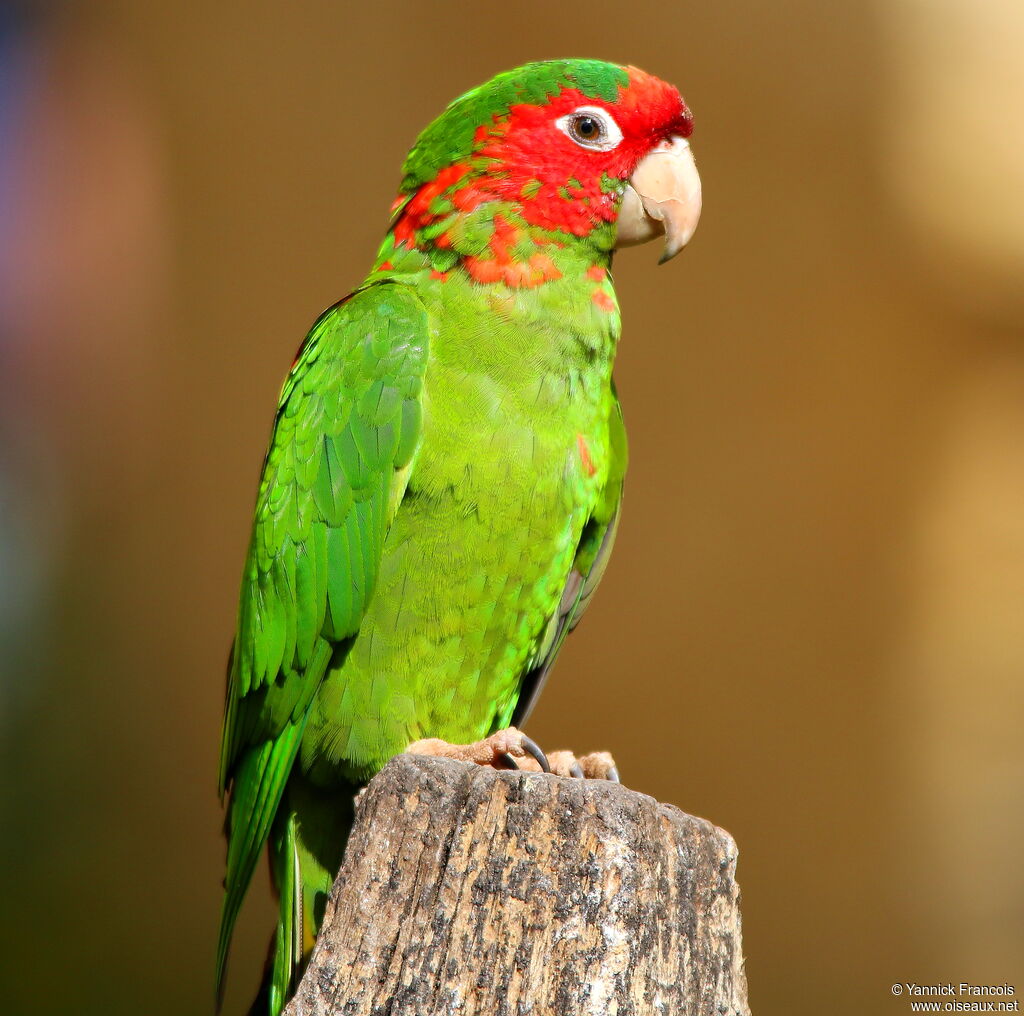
left=267, top=812, right=303, bottom=1016
left=215, top=721, right=306, bottom=1012
left=234, top=774, right=358, bottom=1016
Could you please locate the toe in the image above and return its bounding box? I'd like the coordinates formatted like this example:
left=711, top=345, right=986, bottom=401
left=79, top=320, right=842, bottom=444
left=577, top=751, right=619, bottom=781
left=485, top=727, right=547, bottom=771
left=546, top=750, right=582, bottom=778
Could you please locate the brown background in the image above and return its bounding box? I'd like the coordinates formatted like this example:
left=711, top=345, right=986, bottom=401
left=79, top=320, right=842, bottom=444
left=1, top=1, right=1021, bottom=1014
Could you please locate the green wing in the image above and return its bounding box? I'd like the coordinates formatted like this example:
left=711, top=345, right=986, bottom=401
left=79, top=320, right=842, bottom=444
left=215, top=283, right=428, bottom=1001
left=512, top=389, right=628, bottom=727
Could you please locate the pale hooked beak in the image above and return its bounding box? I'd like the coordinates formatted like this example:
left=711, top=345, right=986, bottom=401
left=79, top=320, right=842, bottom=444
left=616, top=136, right=702, bottom=263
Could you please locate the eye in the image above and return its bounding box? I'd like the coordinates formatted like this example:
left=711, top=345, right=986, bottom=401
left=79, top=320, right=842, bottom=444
left=572, top=115, right=601, bottom=141
left=555, top=105, right=624, bottom=152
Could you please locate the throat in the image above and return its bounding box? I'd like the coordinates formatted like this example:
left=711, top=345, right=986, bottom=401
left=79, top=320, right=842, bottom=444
left=370, top=191, right=619, bottom=290
left=365, top=198, right=622, bottom=383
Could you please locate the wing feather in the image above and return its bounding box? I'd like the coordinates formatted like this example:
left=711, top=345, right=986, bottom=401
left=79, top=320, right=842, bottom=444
left=215, top=284, right=428, bottom=1002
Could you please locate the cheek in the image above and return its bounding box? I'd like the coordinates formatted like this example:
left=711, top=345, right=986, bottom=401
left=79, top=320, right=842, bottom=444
left=509, top=127, right=584, bottom=178
left=502, top=127, right=635, bottom=187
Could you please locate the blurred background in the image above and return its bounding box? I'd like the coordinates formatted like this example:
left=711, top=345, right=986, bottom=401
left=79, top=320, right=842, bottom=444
left=1, top=0, right=1021, bottom=1012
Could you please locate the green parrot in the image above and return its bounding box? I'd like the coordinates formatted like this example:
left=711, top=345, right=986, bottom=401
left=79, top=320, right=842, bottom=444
left=216, top=58, right=701, bottom=1015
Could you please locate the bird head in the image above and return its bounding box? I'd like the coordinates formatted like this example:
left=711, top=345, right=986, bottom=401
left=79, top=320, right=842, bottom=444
left=383, top=60, right=700, bottom=277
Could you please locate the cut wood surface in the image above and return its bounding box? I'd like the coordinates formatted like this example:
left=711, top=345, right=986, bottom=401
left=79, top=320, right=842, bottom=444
left=284, top=754, right=750, bottom=1016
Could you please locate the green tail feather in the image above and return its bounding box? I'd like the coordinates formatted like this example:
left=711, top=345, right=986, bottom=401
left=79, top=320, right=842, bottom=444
left=223, top=771, right=358, bottom=1016
left=215, top=718, right=307, bottom=1010
left=268, top=812, right=303, bottom=1016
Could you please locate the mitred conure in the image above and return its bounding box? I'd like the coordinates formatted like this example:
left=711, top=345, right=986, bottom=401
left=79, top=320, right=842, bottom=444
left=216, top=58, right=701, bottom=1015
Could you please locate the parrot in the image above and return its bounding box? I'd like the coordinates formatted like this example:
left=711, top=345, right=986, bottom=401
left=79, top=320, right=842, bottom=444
left=216, top=58, right=701, bottom=1016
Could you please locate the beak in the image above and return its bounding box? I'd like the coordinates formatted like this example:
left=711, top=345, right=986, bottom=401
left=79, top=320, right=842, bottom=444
left=616, top=136, right=702, bottom=263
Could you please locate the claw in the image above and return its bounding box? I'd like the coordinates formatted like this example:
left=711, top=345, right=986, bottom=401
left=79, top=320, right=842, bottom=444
left=520, top=733, right=551, bottom=774
left=606, top=766, right=620, bottom=784
left=569, top=762, right=585, bottom=779
left=497, top=753, right=520, bottom=770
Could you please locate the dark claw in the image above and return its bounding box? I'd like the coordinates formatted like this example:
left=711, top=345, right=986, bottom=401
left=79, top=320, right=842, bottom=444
left=606, top=766, right=620, bottom=784
left=520, top=734, right=551, bottom=773
left=569, top=762, right=585, bottom=779
left=497, top=753, right=520, bottom=770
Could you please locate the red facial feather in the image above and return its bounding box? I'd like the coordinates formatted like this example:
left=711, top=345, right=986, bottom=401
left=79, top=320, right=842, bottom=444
left=453, top=67, right=692, bottom=235
left=391, top=65, right=693, bottom=283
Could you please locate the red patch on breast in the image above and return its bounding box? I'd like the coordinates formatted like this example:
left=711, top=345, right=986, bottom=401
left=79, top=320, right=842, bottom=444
left=464, top=256, right=504, bottom=284
left=577, top=433, right=597, bottom=477
left=528, top=252, right=561, bottom=282
left=591, top=289, right=615, bottom=313
left=464, top=251, right=562, bottom=288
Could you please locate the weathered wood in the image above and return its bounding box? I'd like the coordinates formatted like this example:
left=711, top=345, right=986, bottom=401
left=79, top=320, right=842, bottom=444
left=284, top=754, right=750, bottom=1016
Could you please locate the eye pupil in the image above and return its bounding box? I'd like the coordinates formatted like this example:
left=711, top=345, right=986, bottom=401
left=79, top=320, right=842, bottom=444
left=575, top=116, right=598, bottom=139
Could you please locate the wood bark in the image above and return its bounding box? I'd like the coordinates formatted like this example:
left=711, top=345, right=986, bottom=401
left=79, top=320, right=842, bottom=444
left=284, top=754, right=750, bottom=1016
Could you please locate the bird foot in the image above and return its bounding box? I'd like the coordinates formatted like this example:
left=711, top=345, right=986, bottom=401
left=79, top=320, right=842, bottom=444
left=406, top=727, right=550, bottom=771
left=405, top=728, right=618, bottom=781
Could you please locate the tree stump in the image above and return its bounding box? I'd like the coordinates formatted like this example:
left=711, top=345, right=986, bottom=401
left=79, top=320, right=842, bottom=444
left=283, top=754, right=750, bottom=1016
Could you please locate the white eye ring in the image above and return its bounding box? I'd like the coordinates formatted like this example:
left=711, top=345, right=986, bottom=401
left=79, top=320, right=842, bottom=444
left=555, top=105, right=623, bottom=152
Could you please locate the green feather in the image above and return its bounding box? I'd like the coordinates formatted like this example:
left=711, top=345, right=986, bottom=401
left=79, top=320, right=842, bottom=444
left=268, top=812, right=302, bottom=1016
left=216, top=286, right=429, bottom=1006
left=216, top=718, right=305, bottom=1008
